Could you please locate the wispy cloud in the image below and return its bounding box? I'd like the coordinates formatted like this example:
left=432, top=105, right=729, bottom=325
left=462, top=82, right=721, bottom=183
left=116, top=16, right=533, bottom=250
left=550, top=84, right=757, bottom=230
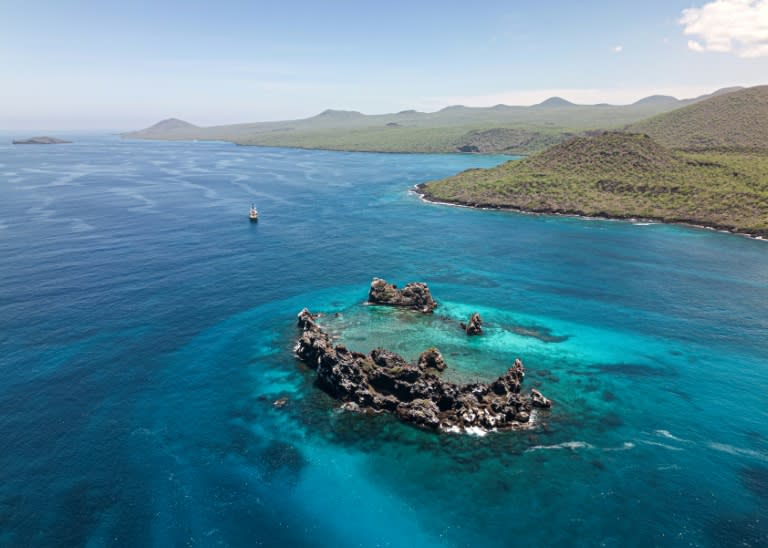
left=680, top=0, right=768, bottom=58
left=613, top=45, right=624, bottom=53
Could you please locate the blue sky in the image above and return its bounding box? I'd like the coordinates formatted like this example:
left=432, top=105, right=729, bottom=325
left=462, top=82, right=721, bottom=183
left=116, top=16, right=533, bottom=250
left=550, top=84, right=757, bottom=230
left=2, top=0, right=767, bottom=129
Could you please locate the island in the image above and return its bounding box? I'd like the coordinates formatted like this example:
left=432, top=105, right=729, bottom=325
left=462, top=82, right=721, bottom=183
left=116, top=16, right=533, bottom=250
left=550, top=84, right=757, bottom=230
left=417, top=86, right=768, bottom=239
left=294, top=279, right=551, bottom=433
left=12, top=136, right=71, bottom=144
left=122, top=87, right=740, bottom=155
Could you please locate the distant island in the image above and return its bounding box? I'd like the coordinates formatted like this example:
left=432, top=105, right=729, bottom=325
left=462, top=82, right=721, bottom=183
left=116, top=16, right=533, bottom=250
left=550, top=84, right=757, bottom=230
left=123, top=87, right=741, bottom=155
left=418, top=86, right=768, bottom=238
left=12, top=136, right=71, bottom=145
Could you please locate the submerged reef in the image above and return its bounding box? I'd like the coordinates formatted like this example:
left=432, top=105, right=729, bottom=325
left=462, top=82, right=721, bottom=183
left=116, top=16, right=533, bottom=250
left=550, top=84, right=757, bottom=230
left=294, top=280, right=551, bottom=433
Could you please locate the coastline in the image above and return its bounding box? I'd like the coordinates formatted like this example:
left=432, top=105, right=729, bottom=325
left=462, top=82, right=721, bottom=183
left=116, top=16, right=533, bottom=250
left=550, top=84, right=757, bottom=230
left=412, top=184, right=768, bottom=242
left=121, top=135, right=525, bottom=156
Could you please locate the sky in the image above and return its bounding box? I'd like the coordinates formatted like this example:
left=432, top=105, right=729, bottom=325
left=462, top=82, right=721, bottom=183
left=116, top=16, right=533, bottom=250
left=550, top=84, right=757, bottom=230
left=1, top=0, right=768, bottom=130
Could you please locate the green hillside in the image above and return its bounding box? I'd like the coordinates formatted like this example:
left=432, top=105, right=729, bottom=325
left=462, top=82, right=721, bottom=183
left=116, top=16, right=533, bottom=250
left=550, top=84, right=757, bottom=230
left=629, top=86, right=768, bottom=151
left=420, top=132, right=768, bottom=237
left=123, top=89, right=735, bottom=154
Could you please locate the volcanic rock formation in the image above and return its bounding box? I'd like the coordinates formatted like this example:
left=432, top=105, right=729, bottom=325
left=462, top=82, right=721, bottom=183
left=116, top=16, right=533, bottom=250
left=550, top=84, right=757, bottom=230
left=367, top=277, right=437, bottom=313
left=460, top=312, right=483, bottom=335
left=294, top=306, right=551, bottom=433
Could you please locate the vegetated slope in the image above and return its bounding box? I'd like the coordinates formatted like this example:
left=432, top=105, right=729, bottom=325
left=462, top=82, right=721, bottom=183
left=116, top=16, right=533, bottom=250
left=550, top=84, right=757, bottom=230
left=122, top=89, right=736, bottom=154
left=629, top=86, right=768, bottom=151
left=420, top=132, right=768, bottom=236
left=136, top=118, right=199, bottom=135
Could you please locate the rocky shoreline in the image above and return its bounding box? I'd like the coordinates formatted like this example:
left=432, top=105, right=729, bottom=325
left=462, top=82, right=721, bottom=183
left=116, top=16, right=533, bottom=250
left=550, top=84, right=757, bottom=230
left=294, top=279, right=551, bottom=434
left=413, top=184, right=768, bottom=241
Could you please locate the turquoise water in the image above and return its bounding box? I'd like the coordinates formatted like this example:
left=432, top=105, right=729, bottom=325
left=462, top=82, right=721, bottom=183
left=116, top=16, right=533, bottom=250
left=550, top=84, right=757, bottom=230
left=0, top=135, right=767, bottom=546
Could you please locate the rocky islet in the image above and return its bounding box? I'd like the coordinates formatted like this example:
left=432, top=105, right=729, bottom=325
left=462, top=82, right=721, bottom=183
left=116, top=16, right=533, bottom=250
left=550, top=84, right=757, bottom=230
left=294, top=279, right=551, bottom=433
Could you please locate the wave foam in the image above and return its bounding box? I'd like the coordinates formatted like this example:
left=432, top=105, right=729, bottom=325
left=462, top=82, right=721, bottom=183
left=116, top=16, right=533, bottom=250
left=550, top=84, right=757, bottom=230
left=464, top=426, right=490, bottom=437
left=527, top=441, right=593, bottom=452
left=654, top=429, right=690, bottom=443
left=640, top=440, right=684, bottom=451
left=708, top=442, right=768, bottom=462
left=603, top=442, right=635, bottom=452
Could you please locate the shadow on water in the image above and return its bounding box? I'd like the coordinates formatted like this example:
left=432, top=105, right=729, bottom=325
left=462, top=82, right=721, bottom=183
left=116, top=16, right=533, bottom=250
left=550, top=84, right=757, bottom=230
left=590, top=362, right=675, bottom=377
left=708, top=514, right=768, bottom=547
left=740, top=466, right=768, bottom=500
left=259, top=439, right=307, bottom=487
left=506, top=323, right=570, bottom=343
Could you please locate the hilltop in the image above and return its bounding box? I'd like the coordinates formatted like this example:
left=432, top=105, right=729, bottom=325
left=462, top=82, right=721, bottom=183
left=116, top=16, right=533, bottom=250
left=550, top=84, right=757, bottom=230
left=632, top=95, right=678, bottom=106
left=629, top=86, right=768, bottom=151
left=419, top=132, right=768, bottom=237
left=132, top=118, right=199, bottom=135
left=533, top=96, right=576, bottom=108
left=123, top=88, right=734, bottom=154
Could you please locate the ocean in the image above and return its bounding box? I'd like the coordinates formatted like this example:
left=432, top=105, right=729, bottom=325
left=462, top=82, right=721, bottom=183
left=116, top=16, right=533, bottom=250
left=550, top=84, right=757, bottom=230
left=1, top=135, right=766, bottom=546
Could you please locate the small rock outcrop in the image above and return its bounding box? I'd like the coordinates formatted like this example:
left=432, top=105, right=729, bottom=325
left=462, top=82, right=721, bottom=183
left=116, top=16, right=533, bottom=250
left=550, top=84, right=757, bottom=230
left=460, top=312, right=483, bottom=335
left=295, top=307, right=551, bottom=433
left=530, top=388, right=552, bottom=408
left=367, top=278, right=437, bottom=313
left=513, top=357, right=526, bottom=377
left=417, top=348, right=447, bottom=372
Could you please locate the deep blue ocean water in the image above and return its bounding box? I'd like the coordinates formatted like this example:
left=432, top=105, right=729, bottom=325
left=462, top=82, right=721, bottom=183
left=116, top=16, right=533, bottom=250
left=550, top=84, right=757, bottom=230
left=1, top=134, right=767, bottom=547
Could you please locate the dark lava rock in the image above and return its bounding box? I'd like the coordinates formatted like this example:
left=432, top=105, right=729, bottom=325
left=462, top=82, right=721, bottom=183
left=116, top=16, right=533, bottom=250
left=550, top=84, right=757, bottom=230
left=463, top=312, right=483, bottom=335
left=295, top=308, right=551, bottom=433
left=417, top=348, right=447, bottom=372
left=367, top=277, right=437, bottom=313
left=457, top=145, right=480, bottom=153
left=530, top=388, right=552, bottom=408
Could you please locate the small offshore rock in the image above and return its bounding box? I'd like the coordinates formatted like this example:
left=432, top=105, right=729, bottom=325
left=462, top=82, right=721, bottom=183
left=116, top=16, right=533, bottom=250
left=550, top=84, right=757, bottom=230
left=465, top=312, right=483, bottom=335
left=297, top=307, right=315, bottom=328
left=367, top=277, right=437, bottom=313
left=513, top=357, right=526, bottom=377
left=530, top=388, right=552, bottom=408
left=417, top=347, right=447, bottom=371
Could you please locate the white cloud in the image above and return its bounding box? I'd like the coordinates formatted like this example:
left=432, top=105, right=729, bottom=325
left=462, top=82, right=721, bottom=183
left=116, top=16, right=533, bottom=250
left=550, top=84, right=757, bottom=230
left=680, top=0, right=768, bottom=57
left=613, top=45, right=624, bottom=53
